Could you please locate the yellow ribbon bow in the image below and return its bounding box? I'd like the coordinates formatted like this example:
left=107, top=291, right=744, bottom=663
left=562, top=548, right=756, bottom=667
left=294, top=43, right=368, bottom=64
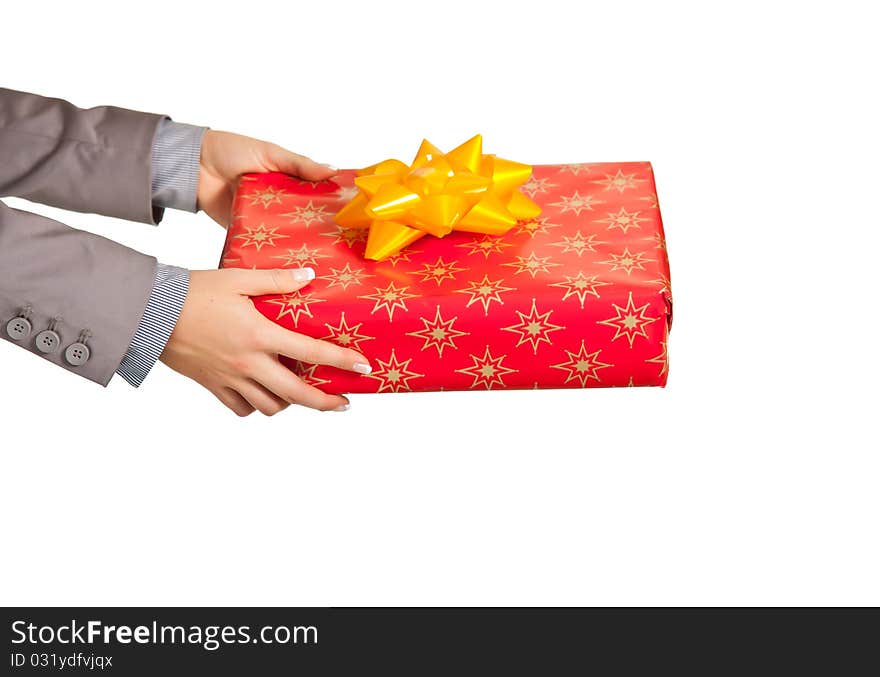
left=334, top=134, right=541, bottom=260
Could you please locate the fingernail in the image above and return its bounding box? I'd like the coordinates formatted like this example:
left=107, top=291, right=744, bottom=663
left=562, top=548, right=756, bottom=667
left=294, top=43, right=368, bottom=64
left=352, top=362, right=372, bottom=375
left=291, top=267, right=315, bottom=282
left=333, top=403, right=350, bottom=412
left=323, top=164, right=339, bottom=173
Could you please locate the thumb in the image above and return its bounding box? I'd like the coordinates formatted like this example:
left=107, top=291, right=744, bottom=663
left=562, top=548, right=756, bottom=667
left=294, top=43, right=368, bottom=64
left=266, top=144, right=338, bottom=181
left=227, top=267, right=316, bottom=295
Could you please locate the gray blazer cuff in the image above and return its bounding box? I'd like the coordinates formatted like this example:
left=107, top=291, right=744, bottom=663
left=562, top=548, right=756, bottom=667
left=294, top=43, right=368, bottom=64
left=151, top=120, right=207, bottom=213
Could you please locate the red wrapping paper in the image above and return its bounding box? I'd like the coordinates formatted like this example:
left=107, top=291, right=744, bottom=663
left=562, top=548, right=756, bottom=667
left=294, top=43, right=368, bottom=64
left=220, top=162, right=672, bottom=393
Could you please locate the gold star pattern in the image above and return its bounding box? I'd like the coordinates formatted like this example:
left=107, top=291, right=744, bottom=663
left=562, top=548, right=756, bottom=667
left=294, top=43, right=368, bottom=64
left=232, top=223, right=289, bottom=251
left=597, top=207, right=648, bottom=234
left=384, top=248, right=418, bottom=267
left=415, top=256, right=468, bottom=286
left=598, top=247, right=653, bottom=275
left=244, top=186, right=286, bottom=209
left=501, top=299, right=564, bottom=354
left=646, top=336, right=669, bottom=378
left=549, top=191, right=603, bottom=216
left=220, top=256, right=241, bottom=268
left=456, top=346, right=518, bottom=390
left=551, top=340, right=612, bottom=387
left=320, top=225, right=368, bottom=248
left=648, top=271, right=672, bottom=297
left=558, top=163, right=596, bottom=175
left=514, top=216, right=562, bottom=238
left=405, top=306, right=468, bottom=357
left=455, top=234, right=512, bottom=259
left=594, top=169, right=646, bottom=193
left=639, top=193, right=659, bottom=209
left=318, top=262, right=372, bottom=290
left=299, top=178, right=329, bottom=188
left=549, top=272, right=611, bottom=308
left=454, top=275, right=515, bottom=315
left=366, top=349, right=424, bottom=393
left=321, top=312, right=374, bottom=351
left=264, top=290, right=326, bottom=328
left=643, top=231, right=668, bottom=252
left=520, top=176, right=559, bottom=198
left=281, top=200, right=333, bottom=227
left=358, top=281, right=417, bottom=321
left=597, top=292, right=659, bottom=347
left=292, top=360, right=331, bottom=387
left=549, top=231, right=606, bottom=257
left=271, top=243, right=329, bottom=268
left=334, top=185, right=360, bottom=202
left=502, top=251, right=561, bottom=278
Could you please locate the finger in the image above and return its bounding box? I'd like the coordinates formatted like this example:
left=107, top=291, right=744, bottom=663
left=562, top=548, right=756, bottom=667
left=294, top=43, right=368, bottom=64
left=236, top=379, right=292, bottom=417
left=266, top=325, right=371, bottom=375
left=212, top=387, right=256, bottom=417
left=252, top=356, right=350, bottom=412
left=266, top=145, right=338, bottom=181
left=222, top=267, right=316, bottom=295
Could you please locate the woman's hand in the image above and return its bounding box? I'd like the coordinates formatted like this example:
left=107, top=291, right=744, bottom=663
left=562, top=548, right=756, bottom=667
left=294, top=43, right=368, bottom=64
left=160, top=267, right=371, bottom=416
left=197, top=130, right=337, bottom=228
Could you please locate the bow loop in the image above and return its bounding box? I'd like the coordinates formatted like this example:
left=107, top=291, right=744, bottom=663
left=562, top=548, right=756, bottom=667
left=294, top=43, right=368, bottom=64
left=335, top=134, right=540, bottom=260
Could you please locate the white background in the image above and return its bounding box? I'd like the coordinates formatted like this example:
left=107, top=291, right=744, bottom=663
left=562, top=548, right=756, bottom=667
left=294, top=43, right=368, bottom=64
left=1, top=1, right=878, bottom=606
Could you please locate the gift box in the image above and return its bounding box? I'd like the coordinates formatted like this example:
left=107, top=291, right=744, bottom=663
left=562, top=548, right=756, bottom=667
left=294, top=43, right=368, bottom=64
left=220, top=161, right=672, bottom=394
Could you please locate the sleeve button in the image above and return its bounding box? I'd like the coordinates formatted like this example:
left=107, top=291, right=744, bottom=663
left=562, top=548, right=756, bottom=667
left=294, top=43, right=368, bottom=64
left=64, top=342, right=91, bottom=367
left=5, top=317, right=32, bottom=341
left=35, top=329, right=61, bottom=353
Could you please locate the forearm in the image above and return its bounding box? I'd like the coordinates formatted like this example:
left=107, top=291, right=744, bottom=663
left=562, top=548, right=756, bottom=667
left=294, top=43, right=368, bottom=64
left=0, top=201, right=157, bottom=385
left=0, top=119, right=204, bottom=388
left=0, top=87, right=165, bottom=224
left=116, top=120, right=207, bottom=386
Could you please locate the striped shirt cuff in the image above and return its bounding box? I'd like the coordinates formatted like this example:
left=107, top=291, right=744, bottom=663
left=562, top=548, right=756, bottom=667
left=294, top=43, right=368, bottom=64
left=150, top=119, right=207, bottom=213
left=116, top=264, right=189, bottom=387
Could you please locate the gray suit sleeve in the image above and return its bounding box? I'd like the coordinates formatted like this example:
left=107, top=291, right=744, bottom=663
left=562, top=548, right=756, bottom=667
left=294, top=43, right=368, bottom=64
left=0, top=88, right=165, bottom=386
left=0, top=87, right=166, bottom=224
